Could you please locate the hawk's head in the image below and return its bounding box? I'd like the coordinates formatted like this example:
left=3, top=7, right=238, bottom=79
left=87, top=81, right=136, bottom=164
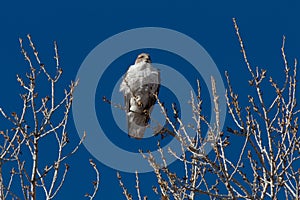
left=135, top=53, right=151, bottom=64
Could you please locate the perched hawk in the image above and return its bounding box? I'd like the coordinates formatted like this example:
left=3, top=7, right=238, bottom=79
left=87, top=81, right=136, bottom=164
left=119, top=53, right=160, bottom=139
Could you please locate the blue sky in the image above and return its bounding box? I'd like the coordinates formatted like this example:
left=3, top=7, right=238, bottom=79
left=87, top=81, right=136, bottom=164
left=0, top=1, right=299, bottom=199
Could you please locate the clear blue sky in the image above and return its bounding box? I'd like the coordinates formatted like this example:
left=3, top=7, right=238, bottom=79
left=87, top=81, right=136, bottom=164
left=0, top=1, right=299, bottom=199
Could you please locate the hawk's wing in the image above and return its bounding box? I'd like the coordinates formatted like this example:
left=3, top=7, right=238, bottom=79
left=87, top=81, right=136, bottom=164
left=120, top=62, right=160, bottom=139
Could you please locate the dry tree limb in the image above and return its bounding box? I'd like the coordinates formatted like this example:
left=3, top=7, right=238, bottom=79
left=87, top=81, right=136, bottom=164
left=0, top=35, right=98, bottom=200
left=85, top=159, right=100, bottom=200
left=120, top=18, right=300, bottom=200
left=117, top=172, right=133, bottom=200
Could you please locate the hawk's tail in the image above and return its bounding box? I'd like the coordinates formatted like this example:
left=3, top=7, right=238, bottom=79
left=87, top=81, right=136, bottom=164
left=127, top=112, right=149, bottom=139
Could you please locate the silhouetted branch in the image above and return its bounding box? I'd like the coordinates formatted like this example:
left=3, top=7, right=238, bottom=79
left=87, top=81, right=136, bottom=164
left=0, top=35, right=97, bottom=200
left=120, top=18, right=300, bottom=200
left=85, top=159, right=100, bottom=200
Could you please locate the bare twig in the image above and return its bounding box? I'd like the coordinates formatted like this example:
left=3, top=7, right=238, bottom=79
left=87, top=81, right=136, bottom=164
left=85, top=159, right=100, bottom=200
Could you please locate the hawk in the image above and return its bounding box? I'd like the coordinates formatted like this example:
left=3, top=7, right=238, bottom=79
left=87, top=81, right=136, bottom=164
left=119, top=53, right=160, bottom=139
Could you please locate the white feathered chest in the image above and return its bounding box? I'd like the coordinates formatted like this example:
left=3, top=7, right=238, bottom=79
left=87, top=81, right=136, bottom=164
left=120, top=62, right=160, bottom=94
